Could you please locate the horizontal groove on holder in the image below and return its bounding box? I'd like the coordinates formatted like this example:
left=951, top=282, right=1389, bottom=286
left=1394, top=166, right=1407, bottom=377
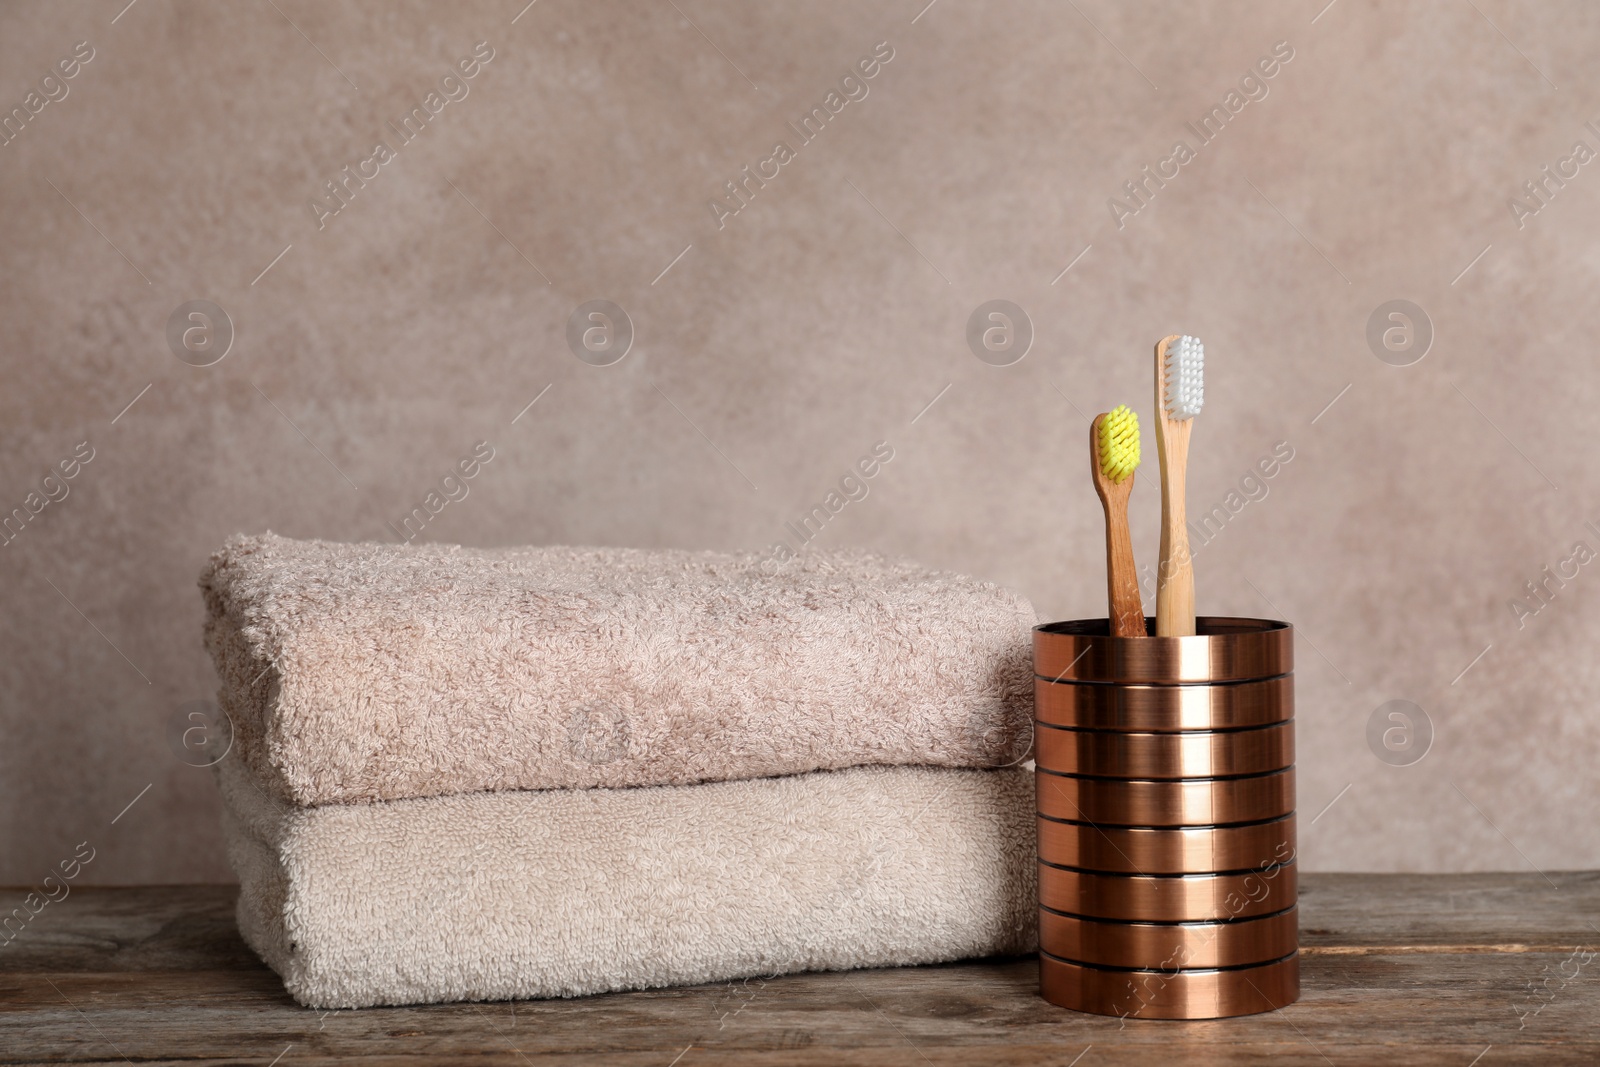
left=1032, top=672, right=1293, bottom=688
left=1037, top=813, right=1296, bottom=874
left=1040, top=901, right=1298, bottom=925
left=1034, top=720, right=1294, bottom=779
left=1036, top=767, right=1295, bottom=827
left=1033, top=716, right=1291, bottom=735
left=1039, top=857, right=1293, bottom=879
left=1038, top=810, right=1294, bottom=829
left=1039, top=950, right=1300, bottom=1019
left=1035, top=673, right=1294, bottom=732
left=1038, top=906, right=1299, bottom=969
left=1038, top=861, right=1298, bottom=922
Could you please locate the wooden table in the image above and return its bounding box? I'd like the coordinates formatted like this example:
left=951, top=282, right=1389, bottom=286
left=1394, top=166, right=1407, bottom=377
left=2, top=873, right=1596, bottom=1064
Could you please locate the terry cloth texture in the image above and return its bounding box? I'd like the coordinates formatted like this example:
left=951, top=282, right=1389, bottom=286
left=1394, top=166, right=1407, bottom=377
left=218, top=758, right=1037, bottom=1009
left=200, top=532, right=1037, bottom=806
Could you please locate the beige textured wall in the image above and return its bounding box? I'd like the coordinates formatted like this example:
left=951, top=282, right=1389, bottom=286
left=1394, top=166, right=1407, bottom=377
left=3, top=0, right=1598, bottom=885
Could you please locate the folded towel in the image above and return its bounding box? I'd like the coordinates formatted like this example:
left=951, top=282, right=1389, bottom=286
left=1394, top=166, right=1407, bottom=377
left=218, top=758, right=1036, bottom=1008
left=201, top=533, right=1036, bottom=806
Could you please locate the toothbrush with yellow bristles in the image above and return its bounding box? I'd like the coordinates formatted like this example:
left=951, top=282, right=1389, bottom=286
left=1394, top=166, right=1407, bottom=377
left=1154, top=334, right=1205, bottom=637
left=1090, top=405, right=1145, bottom=638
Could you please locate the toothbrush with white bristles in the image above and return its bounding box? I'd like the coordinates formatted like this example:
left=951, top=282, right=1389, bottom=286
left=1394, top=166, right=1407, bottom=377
left=1154, top=334, right=1204, bottom=637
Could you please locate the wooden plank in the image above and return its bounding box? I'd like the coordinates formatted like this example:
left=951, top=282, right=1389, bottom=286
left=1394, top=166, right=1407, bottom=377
left=1297, top=871, right=1600, bottom=950
left=0, top=886, right=258, bottom=974
left=0, top=876, right=1595, bottom=1064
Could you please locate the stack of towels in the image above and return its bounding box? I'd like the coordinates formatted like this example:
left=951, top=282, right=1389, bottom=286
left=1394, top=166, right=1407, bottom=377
left=201, top=532, right=1039, bottom=1009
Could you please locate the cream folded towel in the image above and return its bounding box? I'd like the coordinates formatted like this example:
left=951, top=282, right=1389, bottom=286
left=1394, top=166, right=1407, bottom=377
left=218, top=758, right=1036, bottom=1009
left=201, top=533, right=1036, bottom=806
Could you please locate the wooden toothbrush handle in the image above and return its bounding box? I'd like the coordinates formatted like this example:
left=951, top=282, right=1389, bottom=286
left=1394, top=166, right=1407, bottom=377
left=1104, top=495, right=1145, bottom=638
left=1156, top=419, right=1196, bottom=637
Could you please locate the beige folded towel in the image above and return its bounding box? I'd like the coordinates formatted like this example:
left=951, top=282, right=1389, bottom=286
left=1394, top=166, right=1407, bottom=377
left=218, top=758, right=1036, bottom=1008
left=201, top=533, right=1036, bottom=806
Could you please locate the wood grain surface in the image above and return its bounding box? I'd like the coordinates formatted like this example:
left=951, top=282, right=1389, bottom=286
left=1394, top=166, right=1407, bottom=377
left=1, top=873, right=1596, bottom=1064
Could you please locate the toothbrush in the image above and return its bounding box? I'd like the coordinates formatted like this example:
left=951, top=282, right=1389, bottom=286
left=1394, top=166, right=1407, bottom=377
left=1154, top=334, right=1204, bottom=637
left=1090, top=405, right=1145, bottom=638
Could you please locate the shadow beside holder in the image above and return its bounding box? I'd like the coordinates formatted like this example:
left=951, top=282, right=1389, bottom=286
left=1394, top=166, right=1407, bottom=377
left=1034, top=616, right=1299, bottom=1021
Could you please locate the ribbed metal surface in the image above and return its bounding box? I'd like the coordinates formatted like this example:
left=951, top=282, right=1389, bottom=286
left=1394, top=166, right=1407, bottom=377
left=1039, top=905, right=1298, bottom=969
left=1035, top=720, right=1294, bottom=778
left=1034, top=673, right=1293, bottom=732
left=1036, top=768, right=1295, bottom=826
left=1038, top=862, right=1298, bottom=922
left=1033, top=617, right=1298, bottom=1018
left=1039, top=950, right=1300, bottom=1020
left=1036, top=814, right=1295, bottom=875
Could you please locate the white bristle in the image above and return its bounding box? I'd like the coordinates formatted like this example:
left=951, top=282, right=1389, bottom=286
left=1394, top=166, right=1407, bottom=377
left=1162, top=335, right=1204, bottom=419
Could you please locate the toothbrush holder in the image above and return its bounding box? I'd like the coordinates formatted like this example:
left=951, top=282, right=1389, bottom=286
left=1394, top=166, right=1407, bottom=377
left=1033, top=616, right=1299, bottom=1020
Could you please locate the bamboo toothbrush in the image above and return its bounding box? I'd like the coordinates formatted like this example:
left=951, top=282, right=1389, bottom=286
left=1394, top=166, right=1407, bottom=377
left=1090, top=405, right=1145, bottom=638
left=1154, top=334, right=1204, bottom=637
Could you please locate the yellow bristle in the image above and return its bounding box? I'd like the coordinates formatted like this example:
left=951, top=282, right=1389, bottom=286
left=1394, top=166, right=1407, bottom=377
left=1098, top=405, right=1140, bottom=483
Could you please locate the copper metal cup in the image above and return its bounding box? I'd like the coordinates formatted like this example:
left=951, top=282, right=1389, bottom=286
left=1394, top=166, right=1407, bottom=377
left=1037, top=814, right=1296, bottom=874
left=1034, top=617, right=1298, bottom=1018
left=1039, top=950, right=1300, bottom=1020
left=1039, top=905, right=1298, bottom=969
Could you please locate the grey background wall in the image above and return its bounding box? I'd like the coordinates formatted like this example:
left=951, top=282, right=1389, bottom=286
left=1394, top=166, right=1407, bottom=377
left=3, top=0, right=1598, bottom=885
